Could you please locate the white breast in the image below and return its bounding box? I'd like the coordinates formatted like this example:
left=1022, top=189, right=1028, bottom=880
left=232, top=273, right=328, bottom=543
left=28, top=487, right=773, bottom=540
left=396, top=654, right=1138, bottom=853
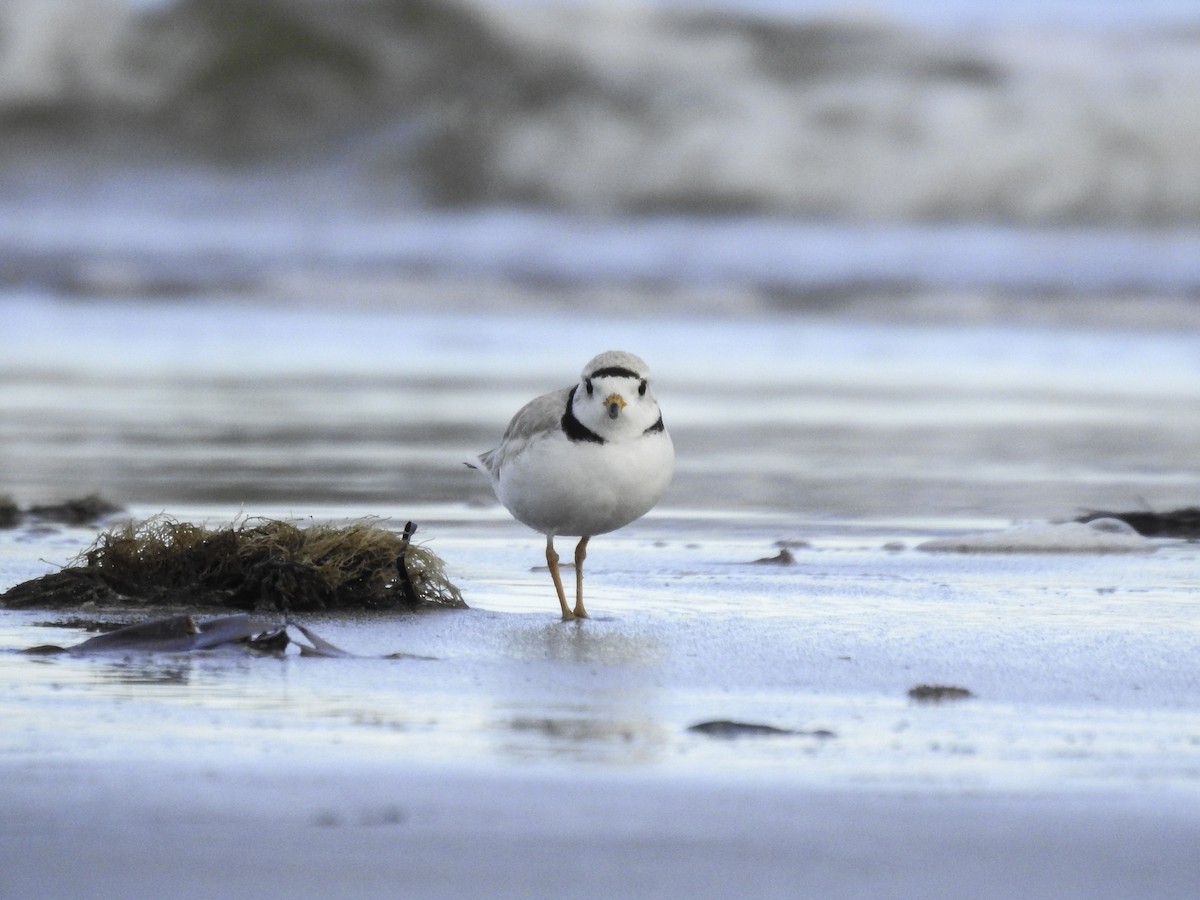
left=496, top=429, right=674, bottom=537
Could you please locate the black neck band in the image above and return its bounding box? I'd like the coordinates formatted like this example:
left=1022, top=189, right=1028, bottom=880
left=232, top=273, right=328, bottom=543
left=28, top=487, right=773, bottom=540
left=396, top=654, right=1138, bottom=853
left=561, top=385, right=606, bottom=444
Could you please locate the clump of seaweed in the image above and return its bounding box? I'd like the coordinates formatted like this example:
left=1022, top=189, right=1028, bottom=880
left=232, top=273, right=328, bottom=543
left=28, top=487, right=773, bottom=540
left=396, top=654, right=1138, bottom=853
left=1, top=517, right=465, bottom=612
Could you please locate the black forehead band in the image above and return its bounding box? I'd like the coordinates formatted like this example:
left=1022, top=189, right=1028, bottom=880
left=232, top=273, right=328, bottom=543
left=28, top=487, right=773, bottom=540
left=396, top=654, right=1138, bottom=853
left=587, top=366, right=644, bottom=380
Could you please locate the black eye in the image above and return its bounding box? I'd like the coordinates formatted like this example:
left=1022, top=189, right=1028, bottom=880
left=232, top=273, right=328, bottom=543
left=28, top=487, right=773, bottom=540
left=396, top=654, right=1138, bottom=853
left=638, top=380, right=647, bottom=396
left=585, top=378, right=593, bottom=396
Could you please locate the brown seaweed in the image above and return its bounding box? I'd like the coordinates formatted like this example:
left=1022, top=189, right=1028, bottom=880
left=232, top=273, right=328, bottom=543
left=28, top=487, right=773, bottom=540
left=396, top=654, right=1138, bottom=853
left=1, top=516, right=465, bottom=612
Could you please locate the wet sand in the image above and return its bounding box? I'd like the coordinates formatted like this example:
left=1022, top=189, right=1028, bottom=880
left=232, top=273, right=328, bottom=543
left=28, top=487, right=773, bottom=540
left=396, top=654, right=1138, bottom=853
left=3, top=508, right=1199, bottom=898
left=3, top=298, right=1200, bottom=895
left=5, top=760, right=1198, bottom=899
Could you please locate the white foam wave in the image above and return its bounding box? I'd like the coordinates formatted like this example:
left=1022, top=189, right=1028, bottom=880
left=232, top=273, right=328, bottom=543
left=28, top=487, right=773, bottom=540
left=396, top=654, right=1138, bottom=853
left=3, top=1, right=1200, bottom=224
left=474, top=6, right=1200, bottom=223
left=917, top=518, right=1156, bottom=553
left=0, top=0, right=139, bottom=111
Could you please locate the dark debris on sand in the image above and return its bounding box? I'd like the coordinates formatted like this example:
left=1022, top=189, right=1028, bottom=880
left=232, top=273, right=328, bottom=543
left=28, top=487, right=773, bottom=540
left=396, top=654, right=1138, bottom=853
left=1076, top=507, right=1200, bottom=539
left=687, top=719, right=836, bottom=739
left=751, top=548, right=796, bottom=565
left=22, top=613, right=379, bottom=658
left=0, top=493, right=124, bottom=528
left=0, top=496, right=20, bottom=529
left=1, top=517, right=465, bottom=613
left=908, top=684, right=974, bottom=703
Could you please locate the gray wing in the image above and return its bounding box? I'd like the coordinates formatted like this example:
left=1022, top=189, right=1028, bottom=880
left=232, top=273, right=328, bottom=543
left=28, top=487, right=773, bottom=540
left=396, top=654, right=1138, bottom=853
left=476, top=387, right=570, bottom=479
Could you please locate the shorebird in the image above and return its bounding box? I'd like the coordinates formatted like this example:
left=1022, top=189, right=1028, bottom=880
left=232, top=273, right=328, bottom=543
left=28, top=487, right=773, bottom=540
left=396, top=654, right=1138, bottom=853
left=469, top=351, right=674, bottom=619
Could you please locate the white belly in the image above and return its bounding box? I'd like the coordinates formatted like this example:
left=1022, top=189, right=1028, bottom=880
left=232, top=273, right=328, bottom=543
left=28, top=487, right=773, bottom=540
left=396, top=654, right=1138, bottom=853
left=497, top=431, right=674, bottom=537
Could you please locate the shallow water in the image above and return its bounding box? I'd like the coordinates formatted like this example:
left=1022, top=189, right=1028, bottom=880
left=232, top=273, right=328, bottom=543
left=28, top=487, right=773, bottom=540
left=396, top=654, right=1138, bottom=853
left=4, top=297, right=1199, bottom=519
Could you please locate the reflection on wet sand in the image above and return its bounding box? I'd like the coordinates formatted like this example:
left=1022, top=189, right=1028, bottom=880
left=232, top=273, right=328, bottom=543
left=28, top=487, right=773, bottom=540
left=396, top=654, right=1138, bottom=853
left=95, top=659, right=194, bottom=687
left=495, top=622, right=668, bottom=763
left=505, top=620, right=662, bottom=668
left=500, top=707, right=668, bottom=766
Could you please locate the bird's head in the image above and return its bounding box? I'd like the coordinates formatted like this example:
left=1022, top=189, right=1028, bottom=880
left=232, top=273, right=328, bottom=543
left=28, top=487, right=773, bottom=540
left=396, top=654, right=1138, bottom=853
left=571, top=350, right=664, bottom=440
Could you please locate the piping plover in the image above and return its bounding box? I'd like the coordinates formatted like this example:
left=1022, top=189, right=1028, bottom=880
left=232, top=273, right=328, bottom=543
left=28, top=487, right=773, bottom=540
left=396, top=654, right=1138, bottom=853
left=470, top=351, right=674, bottom=619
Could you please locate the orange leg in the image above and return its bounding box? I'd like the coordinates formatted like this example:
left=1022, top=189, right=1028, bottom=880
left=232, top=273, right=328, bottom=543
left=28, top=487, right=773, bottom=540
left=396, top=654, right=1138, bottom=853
left=546, top=536, right=574, bottom=620
left=573, top=536, right=590, bottom=619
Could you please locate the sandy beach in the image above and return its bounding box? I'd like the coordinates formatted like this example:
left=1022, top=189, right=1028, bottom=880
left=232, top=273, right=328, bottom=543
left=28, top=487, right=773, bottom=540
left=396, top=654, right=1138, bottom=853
left=3, top=506, right=1200, bottom=898
left=2, top=295, right=1199, bottom=900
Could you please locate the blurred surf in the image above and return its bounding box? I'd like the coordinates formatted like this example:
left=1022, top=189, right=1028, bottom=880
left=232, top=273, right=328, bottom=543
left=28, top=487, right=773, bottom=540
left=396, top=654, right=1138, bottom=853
left=3, top=0, right=1200, bottom=224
